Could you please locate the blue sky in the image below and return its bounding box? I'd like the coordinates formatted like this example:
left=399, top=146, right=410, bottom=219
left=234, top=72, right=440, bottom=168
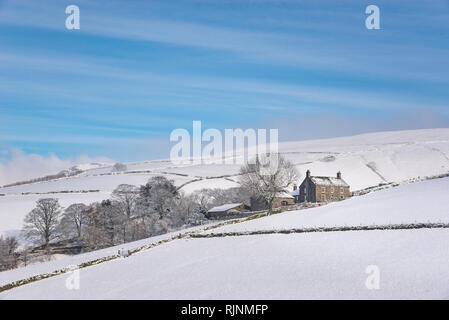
left=0, top=0, right=448, bottom=169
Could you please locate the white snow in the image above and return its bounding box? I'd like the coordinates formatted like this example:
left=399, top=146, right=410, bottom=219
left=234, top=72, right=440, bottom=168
left=1, top=177, right=449, bottom=299
left=1, top=128, right=449, bottom=299
left=208, top=203, right=243, bottom=213
left=310, top=176, right=349, bottom=187
left=71, top=162, right=112, bottom=172
left=275, top=191, right=294, bottom=199
left=0, top=222, right=219, bottom=288
left=1, top=228, right=449, bottom=299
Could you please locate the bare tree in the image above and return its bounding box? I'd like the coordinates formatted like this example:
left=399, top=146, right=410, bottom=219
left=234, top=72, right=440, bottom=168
left=82, top=202, right=113, bottom=250
left=209, top=187, right=251, bottom=208
left=170, top=192, right=207, bottom=227
left=0, top=236, right=19, bottom=270
left=109, top=185, right=141, bottom=242
left=5, top=236, right=18, bottom=255
left=19, top=246, right=32, bottom=267
left=111, top=162, right=127, bottom=172
left=139, top=176, right=178, bottom=219
left=239, top=155, right=299, bottom=215
left=112, top=184, right=139, bottom=218
left=22, top=198, right=62, bottom=248
left=59, top=203, right=88, bottom=239
left=190, top=189, right=214, bottom=210
left=99, top=200, right=123, bottom=244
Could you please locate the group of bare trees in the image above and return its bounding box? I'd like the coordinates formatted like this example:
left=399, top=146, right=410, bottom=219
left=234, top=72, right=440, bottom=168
left=1, top=155, right=298, bottom=271
left=18, top=176, right=210, bottom=255
left=20, top=155, right=298, bottom=249
left=23, top=198, right=62, bottom=248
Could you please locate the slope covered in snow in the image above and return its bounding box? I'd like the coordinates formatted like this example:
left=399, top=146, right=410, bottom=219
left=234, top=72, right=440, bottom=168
left=0, top=222, right=220, bottom=288
left=1, top=177, right=449, bottom=299
left=2, top=228, right=449, bottom=299
left=2, top=128, right=449, bottom=194
left=1, top=128, right=449, bottom=238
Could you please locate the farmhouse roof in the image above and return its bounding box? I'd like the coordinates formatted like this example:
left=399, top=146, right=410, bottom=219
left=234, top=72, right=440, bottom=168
left=275, top=191, right=294, bottom=199
left=311, top=176, right=349, bottom=187
left=208, top=203, right=243, bottom=213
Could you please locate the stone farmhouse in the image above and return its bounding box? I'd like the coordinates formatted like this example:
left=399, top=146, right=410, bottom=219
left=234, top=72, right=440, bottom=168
left=207, top=170, right=351, bottom=219
left=292, top=170, right=351, bottom=203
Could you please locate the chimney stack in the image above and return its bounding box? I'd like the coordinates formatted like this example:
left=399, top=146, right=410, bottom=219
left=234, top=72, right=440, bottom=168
left=306, top=170, right=311, bottom=178
left=337, top=171, right=341, bottom=179
left=293, top=184, right=297, bottom=191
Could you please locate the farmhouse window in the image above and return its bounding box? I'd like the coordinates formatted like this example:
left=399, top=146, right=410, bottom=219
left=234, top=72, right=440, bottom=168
left=321, top=187, right=325, bottom=193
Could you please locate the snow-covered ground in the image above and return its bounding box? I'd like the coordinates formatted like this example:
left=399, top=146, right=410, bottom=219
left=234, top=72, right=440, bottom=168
left=2, top=228, right=449, bottom=299
left=1, top=128, right=449, bottom=299
left=1, top=128, right=449, bottom=239
left=1, top=177, right=449, bottom=299
left=0, top=222, right=220, bottom=288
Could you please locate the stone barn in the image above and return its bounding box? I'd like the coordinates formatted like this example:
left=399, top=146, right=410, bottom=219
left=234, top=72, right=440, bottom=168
left=250, top=192, right=295, bottom=211
left=272, top=192, right=295, bottom=208
left=207, top=203, right=247, bottom=219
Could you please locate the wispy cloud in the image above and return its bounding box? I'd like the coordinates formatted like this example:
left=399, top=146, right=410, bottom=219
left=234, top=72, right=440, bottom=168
left=1, top=0, right=448, bottom=83
left=0, top=148, right=113, bottom=185
left=0, top=49, right=446, bottom=114
left=0, top=0, right=447, bottom=164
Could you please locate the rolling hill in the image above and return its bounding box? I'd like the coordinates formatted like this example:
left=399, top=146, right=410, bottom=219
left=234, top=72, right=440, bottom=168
left=1, top=128, right=449, bottom=239
left=1, top=176, right=449, bottom=299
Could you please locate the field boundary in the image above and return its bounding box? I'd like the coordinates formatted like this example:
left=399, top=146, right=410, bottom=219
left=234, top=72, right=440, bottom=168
left=191, top=222, right=449, bottom=238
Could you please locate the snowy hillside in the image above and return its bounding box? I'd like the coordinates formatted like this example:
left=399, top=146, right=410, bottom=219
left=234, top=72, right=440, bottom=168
left=0, top=223, right=221, bottom=288
left=1, top=177, right=449, bottom=299
left=1, top=128, right=449, bottom=239
left=202, top=177, right=449, bottom=235
left=4, top=229, right=449, bottom=299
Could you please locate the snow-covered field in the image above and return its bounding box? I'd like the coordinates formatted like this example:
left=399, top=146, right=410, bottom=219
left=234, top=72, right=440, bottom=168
left=2, top=229, right=449, bottom=299
left=0, top=222, right=220, bottom=288
left=1, top=128, right=449, bottom=239
left=1, top=128, right=449, bottom=299
left=1, top=176, right=449, bottom=299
